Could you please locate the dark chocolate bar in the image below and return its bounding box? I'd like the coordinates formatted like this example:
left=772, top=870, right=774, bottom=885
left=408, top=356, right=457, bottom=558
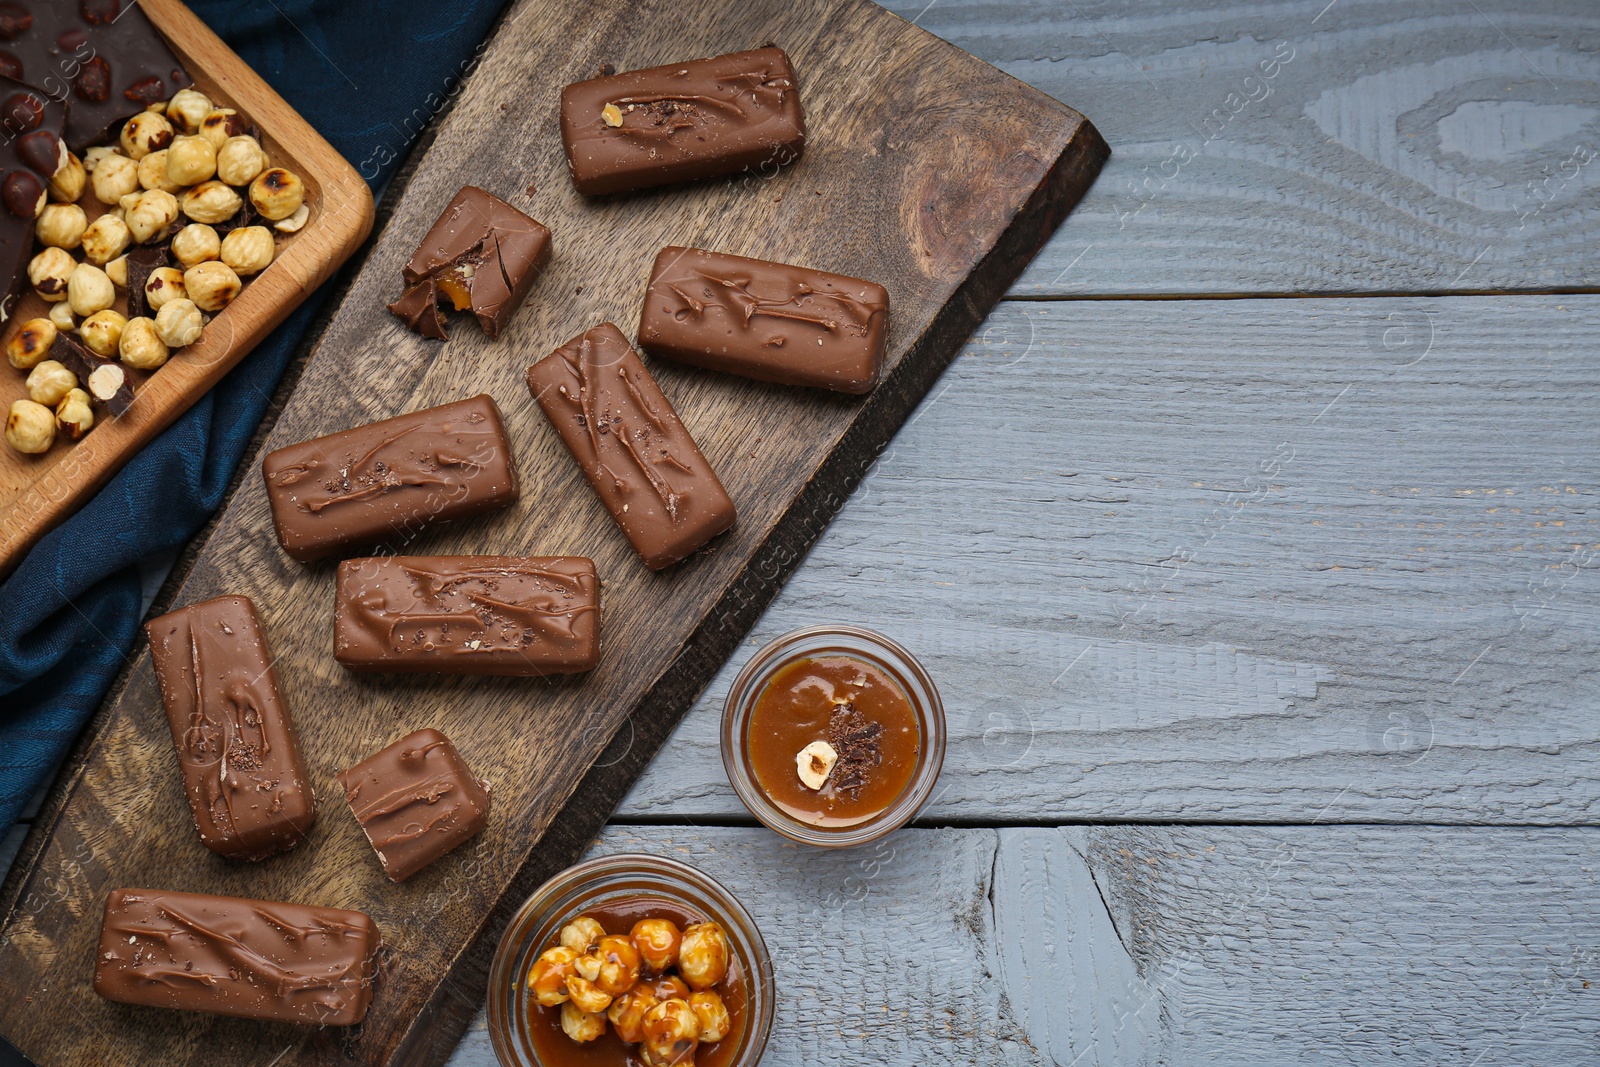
left=560, top=47, right=805, bottom=196
left=51, top=328, right=132, bottom=415
left=94, top=888, right=380, bottom=1025
left=143, top=594, right=315, bottom=861
left=337, top=728, right=491, bottom=881
left=261, top=394, right=520, bottom=563
left=389, top=186, right=551, bottom=339
left=526, top=323, right=735, bottom=569
left=124, top=243, right=169, bottom=320
left=638, top=246, right=890, bottom=394
left=335, top=554, right=600, bottom=675
left=0, top=1, right=193, bottom=151
left=0, top=77, right=65, bottom=324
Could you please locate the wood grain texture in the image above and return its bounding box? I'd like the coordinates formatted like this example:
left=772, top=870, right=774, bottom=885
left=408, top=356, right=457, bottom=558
left=0, top=0, right=374, bottom=572
left=0, top=0, right=1106, bottom=1064
left=880, top=0, right=1600, bottom=296
left=619, top=296, right=1600, bottom=824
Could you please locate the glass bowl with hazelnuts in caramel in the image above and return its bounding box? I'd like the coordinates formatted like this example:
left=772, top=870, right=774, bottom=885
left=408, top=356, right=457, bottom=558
left=487, top=854, right=773, bottom=1067
left=721, top=625, right=947, bottom=849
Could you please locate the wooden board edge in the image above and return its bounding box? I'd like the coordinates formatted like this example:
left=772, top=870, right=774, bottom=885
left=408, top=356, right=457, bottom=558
left=379, top=115, right=1110, bottom=1067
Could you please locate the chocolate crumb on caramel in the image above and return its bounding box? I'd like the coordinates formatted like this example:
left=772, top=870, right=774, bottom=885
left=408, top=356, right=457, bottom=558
left=827, top=701, right=884, bottom=798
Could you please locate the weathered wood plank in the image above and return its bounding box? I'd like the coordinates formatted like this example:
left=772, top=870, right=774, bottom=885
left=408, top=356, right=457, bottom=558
left=620, top=295, right=1600, bottom=823
left=881, top=0, right=1600, bottom=296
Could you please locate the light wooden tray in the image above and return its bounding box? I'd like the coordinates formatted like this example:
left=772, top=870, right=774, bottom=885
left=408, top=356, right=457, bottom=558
left=0, top=0, right=373, bottom=574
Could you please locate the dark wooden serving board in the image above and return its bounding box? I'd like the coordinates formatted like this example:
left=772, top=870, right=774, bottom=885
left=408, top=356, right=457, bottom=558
left=0, top=0, right=1105, bottom=1064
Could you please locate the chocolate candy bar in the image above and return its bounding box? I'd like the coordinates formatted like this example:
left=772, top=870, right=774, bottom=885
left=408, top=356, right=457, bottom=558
left=0, top=77, right=66, bottom=323
left=527, top=323, right=736, bottom=569
left=337, top=728, right=491, bottom=881
left=389, top=186, right=551, bottom=339
left=560, top=47, right=805, bottom=196
left=261, top=394, right=520, bottom=563
left=144, top=594, right=315, bottom=861
left=335, top=554, right=600, bottom=675
left=0, top=1, right=193, bottom=151
left=638, top=246, right=890, bottom=394
left=94, top=888, right=380, bottom=1025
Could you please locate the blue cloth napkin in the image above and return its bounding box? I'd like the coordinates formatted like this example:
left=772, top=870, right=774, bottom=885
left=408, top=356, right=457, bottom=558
left=0, top=1, right=509, bottom=832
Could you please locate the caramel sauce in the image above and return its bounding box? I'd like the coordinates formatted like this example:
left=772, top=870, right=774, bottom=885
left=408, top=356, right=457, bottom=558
left=746, top=655, right=920, bottom=827
left=523, top=897, right=746, bottom=1067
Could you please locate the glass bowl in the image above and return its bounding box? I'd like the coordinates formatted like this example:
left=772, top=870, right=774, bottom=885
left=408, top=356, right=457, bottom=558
left=721, top=624, right=946, bottom=848
left=487, top=853, right=774, bottom=1067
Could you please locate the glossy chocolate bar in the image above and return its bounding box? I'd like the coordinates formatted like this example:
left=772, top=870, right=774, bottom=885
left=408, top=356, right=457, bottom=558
left=334, top=554, right=600, bottom=675
left=337, top=728, right=490, bottom=882
left=526, top=323, right=735, bottom=569
left=389, top=186, right=551, bottom=340
left=262, top=394, right=520, bottom=563
left=638, top=246, right=890, bottom=394
left=144, top=594, right=315, bottom=861
left=560, top=46, right=805, bottom=196
left=0, top=77, right=66, bottom=323
left=95, top=888, right=380, bottom=1025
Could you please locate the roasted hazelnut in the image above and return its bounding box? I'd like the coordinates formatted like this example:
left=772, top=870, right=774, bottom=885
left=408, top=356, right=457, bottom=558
left=184, top=261, right=240, bottom=312
left=125, top=188, right=180, bottom=244
left=48, top=151, right=86, bottom=202
left=25, top=360, right=76, bottom=407
left=607, top=985, right=660, bottom=1044
left=144, top=266, right=187, bottom=311
left=68, top=264, right=115, bottom=317
left=198, top=107, right=247, bottom=149
left=565, top=973, right=613, bottom=1015
left=595, top=935, right=643, bottom=996
left=687, top=991, right=730, bottom=1043
left=3, top=171, right=45, bottom=219
left=6, top=398, right=55, bottom=453
left=171, top=224, right=220, bottom=270
left=559, top=1002, right=606, bottom=1044
left=6, top=317, right=55, bottom=370
left=165, top=134, right=216, bottom=186
left=527, top=945, right=578, bottom=1007
left=216, top=134, right=268, bottom=187
left=166, top=88, right=213, bottom=134
left=82, top=145, right=120, bottom=174
left=677, top=923, right=729, bottom=991
left=81, top=214, right=131, bottom=265
left=87, top=363, right=127, bottom=405
left=54, top=388, right=93, bottom=440
left=180, top=180, right=242, bottom=225
left=560, top=917, right=607, bottom=954
left=249, top=167, right=304, bottom=221
left=80, top=309, right=126, bottom=357
left=90, top=151, right=139, bottom=205
left=220, top=225, right=273, bottom=275
left=155, top=298, right=204, bottom=348
left=28, top=246, right=75, bottom=302
left=274, top=203, right=310, bottom=233
left=119, top=110, right=173, bottom=160
left=137, top=149, right=183, bottom=194
left=35, top=202, right=86, bottom=249
left=119, top=316, right=168, bottom=370
left=48, top=300, right=75, bottom=333
left=631, top=918, right=682, bottom=974
left=641, top=998, right=700, bottom=1066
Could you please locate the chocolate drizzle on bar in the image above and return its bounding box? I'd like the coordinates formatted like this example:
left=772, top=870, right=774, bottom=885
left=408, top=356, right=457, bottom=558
left=337, top=728, right=491, bottom=881
left=827, top=701, right=884, bottom=799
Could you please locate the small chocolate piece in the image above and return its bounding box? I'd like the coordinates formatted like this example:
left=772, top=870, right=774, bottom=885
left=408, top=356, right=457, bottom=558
left=51, top=330, right=132, bottom=415
left=638, top=246, right=889, bottom=394
left=143, top=595, right=315, bottom=861
left=335, top=554, right=600, bottom=675
left=124, top=243, right=168, bottom=320
left=560, top=46, right=805, bottom=196
left=389, top=186, right=551, bottom=339
left=337, top=728, right=491, bottom=881
left=261, top=394, right=520, bottom=563
left=94, top=888, right=380, bottom=1025
left=526, top=323, right=735, bottom=569
left=0, top=75, right=63, bottom=324
left=211, top=198, right=260, bottom=236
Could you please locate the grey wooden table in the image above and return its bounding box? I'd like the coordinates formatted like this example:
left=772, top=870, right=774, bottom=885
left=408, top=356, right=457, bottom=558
left=6, top=0, right=1600, bottom=1063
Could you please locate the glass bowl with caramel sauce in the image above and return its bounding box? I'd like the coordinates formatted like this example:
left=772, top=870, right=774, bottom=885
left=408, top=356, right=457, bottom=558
left=487, top=854, right=773, bottom=1067
left=721, top=625, right=946, bottom=848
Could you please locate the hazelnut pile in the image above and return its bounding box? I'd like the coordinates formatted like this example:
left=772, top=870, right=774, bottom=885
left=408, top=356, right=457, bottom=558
left=5, top=86, right=311, bottom=456
left=528, top=914, right=735, bottom=1065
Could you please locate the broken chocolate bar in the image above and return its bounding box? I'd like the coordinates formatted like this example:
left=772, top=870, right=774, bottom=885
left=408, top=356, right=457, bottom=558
left=638, top=246, right=890, bottom=394
left=261, top=394, right=520, bottom=563
left=0, top=76, right=66, bottom=325
left=95, top=888, right=380, bottom=1025
left=124, top=244, right=169, bottom=320
left=560, top=46, right=805, bottom=196
left=143, top=595, right=315, bottom=861
left=526, top=323, right=735, bottom=569
left=389, top=186, right=551, bottom=339
left=50, top=329, right=132, bottom=415
left=337, top=728, right=491, bottom=881
left=335, top=554, right=600, bottom=675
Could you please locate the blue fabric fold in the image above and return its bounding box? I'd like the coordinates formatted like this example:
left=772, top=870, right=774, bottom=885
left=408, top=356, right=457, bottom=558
left=0, top=0, right=508, bottom=831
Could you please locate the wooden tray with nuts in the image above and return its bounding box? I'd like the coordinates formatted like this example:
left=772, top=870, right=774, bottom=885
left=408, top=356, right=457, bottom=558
left=0, top=0, right=373, bottom=574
